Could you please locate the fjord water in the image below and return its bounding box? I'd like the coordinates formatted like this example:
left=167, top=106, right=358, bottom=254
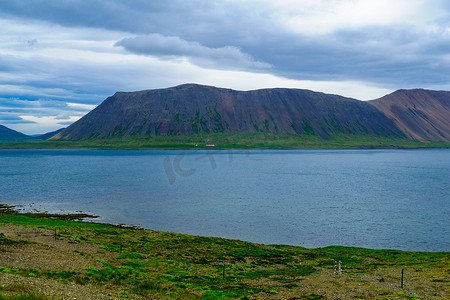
left=0, top=149, right=448, bottom=251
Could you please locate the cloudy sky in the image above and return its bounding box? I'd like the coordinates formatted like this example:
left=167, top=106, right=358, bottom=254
left=1, top=0, right=449, bottom=134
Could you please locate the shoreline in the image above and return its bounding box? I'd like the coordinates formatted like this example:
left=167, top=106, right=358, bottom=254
left=0, top=134, right=449, bottom=150
left=0, top=204, right=142, bottom=230
left=1, top=205, right=449, bottom=299
left=1, top=204, right=448, bottom=253
left=1, top=144, right=449, bottom=150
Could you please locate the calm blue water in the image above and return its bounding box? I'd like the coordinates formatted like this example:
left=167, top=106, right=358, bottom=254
left=0, top=149, right=448, bottom=251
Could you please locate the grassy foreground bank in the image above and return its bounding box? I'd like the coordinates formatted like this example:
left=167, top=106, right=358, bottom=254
left=1, top=133, right=449, bottom=149
left=0, top=209, right=448, bottom=299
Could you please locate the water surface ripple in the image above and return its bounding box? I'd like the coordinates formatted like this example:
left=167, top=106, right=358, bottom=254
left=0, top=149, right=448, bottom=251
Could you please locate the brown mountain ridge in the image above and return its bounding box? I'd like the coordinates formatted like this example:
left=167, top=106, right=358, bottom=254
left=370, top=89, right=450, bottom=141
left=51, top=84, right=450, bottom=142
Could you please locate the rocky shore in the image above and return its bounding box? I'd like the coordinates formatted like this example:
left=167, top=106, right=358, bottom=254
left=0, top=207, right=448, bottom=299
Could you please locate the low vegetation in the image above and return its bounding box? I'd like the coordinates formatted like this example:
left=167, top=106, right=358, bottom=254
left=0, top=133, right=449, bottom=149
left=0, top=207, right=448, bottom=299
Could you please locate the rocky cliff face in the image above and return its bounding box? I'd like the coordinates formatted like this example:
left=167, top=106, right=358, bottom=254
left=53, top=84, right=405, bottom=140
left=369, top=89, right=450, bottom=141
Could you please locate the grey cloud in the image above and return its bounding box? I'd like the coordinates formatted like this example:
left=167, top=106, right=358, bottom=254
left=0, top=53, right=119, bottom=103
left=0, top=1, right=232, bottom=39
left=115, top=34, right=272, bottom=70
left=1, top=0, right=450, bottom=90
left=0, top=98, right=92, bottom=119
left=245, top=25, right=450, bottom=88
left=0, top=0, right=271, bottom=53
left=57, top=121, right=76, bottom=125
left=26, top=39, right=37, bottom=46
left=0, top=114, right=36, bottom=124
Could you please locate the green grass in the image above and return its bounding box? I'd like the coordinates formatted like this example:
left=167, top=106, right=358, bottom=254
left=0, top=233, right=15, bottom=245
left=0, top=281, right=49, bottom=300
left=0, top=212, right=448, bottom=299
left=0, top=133, right=449, bottom=149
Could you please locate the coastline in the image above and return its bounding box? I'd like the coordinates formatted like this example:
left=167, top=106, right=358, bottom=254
left=1, top=143, right=449, bottom=150
left=0, top=134, right=449, bottom=150
left=1, top=206, right=449, bottom=299
left=1, top=146, right=448, bottom=298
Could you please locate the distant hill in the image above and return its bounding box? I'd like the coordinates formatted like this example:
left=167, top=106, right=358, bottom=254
left=369, top=89, right=450, bottom=141
left=0, top=125, right=36, bottom=143
left=52, top=84, right=405, bottom=141
left=34, top=128, right=65, bottom=140
left=0, top=126, right=67, bottom=143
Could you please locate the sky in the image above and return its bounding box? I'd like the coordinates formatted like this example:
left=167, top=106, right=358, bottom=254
left=1, top=0, right=449, bottom=135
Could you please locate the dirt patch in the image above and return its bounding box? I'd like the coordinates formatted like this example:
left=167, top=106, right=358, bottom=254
left=0, top=225, right=144, bottom=299
left=0, top=225, right=101, bottom=271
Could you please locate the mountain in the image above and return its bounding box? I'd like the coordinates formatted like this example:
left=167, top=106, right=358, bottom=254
left=52, top=84, right=405, bottom=141
left=369, top=89, right=450, bottom=141
left=34, top=128, right=65, bottom=140
left=0, top=126, right=66, bottom=143
left=0, top=125, right=36, bottom=143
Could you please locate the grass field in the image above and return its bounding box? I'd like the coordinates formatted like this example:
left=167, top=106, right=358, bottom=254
left=0, top=133, right=449, bottom=149
left=0, top=208, right=448, bottom=299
